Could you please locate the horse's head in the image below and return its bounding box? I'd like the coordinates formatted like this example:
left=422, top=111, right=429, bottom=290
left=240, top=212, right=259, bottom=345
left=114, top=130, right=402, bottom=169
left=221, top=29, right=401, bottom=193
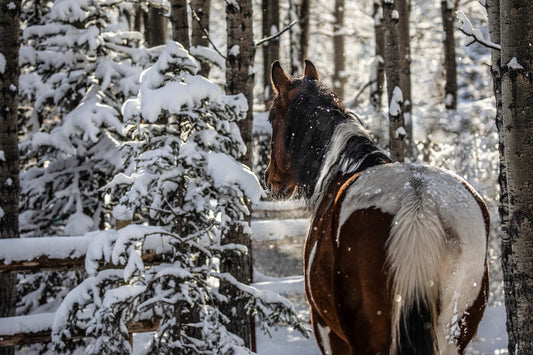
left=264, top=59, right=320, bottom=198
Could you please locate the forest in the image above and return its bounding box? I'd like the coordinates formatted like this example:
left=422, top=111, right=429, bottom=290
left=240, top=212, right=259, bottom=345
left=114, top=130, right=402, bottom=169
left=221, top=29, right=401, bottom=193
left=0, top=0, right=532, bottom=354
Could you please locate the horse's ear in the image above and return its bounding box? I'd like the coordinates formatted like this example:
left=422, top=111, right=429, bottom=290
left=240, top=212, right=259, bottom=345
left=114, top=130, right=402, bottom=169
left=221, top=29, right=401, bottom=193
left=271, top=60, right=290, bottom=97
left=304, top=59, right=319, bottom=80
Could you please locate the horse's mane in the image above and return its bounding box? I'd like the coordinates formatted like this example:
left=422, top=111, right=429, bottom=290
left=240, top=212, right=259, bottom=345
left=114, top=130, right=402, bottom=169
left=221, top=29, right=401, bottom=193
left=285, top=78, right=391, bottom=201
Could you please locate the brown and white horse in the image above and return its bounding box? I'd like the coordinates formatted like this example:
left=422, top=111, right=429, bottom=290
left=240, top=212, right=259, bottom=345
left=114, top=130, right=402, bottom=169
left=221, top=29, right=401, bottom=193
left=264, top=60, right=489, bottom=355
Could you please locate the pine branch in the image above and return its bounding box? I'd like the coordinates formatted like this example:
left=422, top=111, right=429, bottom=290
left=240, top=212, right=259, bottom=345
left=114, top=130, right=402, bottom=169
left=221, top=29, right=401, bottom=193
left=456, top=10, right=501, bottom=51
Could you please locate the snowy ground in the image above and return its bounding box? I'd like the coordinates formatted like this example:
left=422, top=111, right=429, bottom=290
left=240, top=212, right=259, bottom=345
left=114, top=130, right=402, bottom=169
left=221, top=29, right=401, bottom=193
left=253, top=277, right=508, bottom=355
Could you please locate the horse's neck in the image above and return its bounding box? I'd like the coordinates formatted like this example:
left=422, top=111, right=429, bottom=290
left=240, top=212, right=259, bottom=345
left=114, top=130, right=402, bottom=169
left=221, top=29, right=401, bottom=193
left=309, top=121, right=390, bottom=211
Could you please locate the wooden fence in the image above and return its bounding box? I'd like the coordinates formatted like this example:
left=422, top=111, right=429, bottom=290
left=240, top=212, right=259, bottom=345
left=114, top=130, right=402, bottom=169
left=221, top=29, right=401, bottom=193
left=0, top=202, right=309, bottom=349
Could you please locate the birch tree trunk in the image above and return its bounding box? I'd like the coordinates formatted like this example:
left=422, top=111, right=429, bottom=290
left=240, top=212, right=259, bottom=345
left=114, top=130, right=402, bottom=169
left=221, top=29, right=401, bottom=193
left=0, top=1, right=21, bottom=354
left=497, top=1, right=533, bottom=353
left=333, top=0, right=346, bottom=99
left=190, top=0, right=211, bottom=77
left=371, top=0, right=385, bottom=111
left=441, top=0, right=457, bottom=110
left=223, top=0, right=255, bottom=349
left=262, top=0, right=279, bottom=106
left=397, top=0, right=413, bottom=158
left=170, top=0, right=189, bottom=50
left=383, top=0, right=406, bottom=162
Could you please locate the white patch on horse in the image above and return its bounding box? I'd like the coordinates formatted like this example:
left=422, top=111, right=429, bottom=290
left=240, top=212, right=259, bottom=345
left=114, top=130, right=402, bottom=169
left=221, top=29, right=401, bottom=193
left=306, top=241, right=319, bottom=308
left=317, top=323, right=333, bottom=355
left=311, top=121, right=376, bottom=211
left=335, top=163, right=486, bottom=353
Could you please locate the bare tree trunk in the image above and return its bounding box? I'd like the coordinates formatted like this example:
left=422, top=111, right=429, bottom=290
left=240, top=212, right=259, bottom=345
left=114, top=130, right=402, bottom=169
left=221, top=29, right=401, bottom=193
left=371, top=0, right=385, bottom=111
left=441, top=0, right=457, bottom=110
left=144, top=5, right=169, bottom=47
left=383, top=0, right=406, bottom=162
left=497, top=1, right=533, bottom=353
left=288, top=0, right=301, bottom=75
left=333, top=0, right=346, bottom=99
left=223, top=0, right=255, bottom=349
left=298, top=0, right=310, bottom=65
left=262, top=0, right=279, bottom=107
left=0, top=1, right=21, bottom=354
left=190, top=0, right=211, bottom=76
left=170, top=0, right=189, bottom=49
left=397, top=0, right=413, bottom=158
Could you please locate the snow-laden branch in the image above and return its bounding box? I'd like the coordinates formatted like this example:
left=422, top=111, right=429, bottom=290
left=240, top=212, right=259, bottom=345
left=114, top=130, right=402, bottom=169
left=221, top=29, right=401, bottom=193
left=456, top=10, right=501, bottom=51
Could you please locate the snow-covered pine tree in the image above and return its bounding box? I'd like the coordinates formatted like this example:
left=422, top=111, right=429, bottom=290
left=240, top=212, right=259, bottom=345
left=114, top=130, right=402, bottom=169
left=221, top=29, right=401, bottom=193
left=52, top=41, right=307, bottom=354
left=15, top=0, right=158, bottom=334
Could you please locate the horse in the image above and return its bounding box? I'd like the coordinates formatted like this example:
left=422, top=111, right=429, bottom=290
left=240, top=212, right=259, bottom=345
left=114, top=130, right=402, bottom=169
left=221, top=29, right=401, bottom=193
left=264, top=60, right=489, bottom=355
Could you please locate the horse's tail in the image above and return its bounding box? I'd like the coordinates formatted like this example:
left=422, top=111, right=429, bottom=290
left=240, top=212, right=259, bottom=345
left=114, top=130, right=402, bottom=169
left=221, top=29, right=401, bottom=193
left=387, top=195, right=445, bottom=355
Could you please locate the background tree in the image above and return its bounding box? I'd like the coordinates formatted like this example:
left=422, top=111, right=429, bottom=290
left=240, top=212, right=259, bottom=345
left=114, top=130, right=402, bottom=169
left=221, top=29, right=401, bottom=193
left=489, top=1, right=533, bottom=353
left=298, top=0, right=310, bottom=65
left=143, top=3, right=168, bottom=47
left=333, top=0, right=346, bottom=99
left=0, top=1, right=21, bottom=355
left=382, top=0, right=406, bottom=162
left=170, top=0, right=189, bottom=49
left=441, top=0, right=458, bottom=110
left=190, top=0, right=211, bottom=77
left=224, top=0, right=255, bottom=348
left=262, top=0, right=280, bottom=106
left=397, top=0, right=413, bottom=156
left=371, top=0, right=385, bottom=111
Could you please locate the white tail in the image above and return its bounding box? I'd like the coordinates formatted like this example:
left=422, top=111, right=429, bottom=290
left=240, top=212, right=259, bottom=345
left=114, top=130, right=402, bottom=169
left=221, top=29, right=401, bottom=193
left=386, top=192, right=445, bottom=354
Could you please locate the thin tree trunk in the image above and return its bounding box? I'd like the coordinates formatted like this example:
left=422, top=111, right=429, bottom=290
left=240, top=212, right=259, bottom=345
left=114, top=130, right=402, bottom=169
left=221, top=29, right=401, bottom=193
left=262, top=0, right=279, bottom=107
left=498, top=1, right=533, bottom=353
left=371, top=0, right=385, bottom=111
left=288, top=0, right=301, bottom=75
left=333, top=0, right=346, bottom=99
left=441, top=0, right=457, bottom=110
left=383, top=0, right=406, bottom=162
left=190, top=0, right=211, bottom=76
left=398, top=0, right=413, bottom=158
left=144, top=5, right=169, bottom=47
left=298, top=0, right=310, bottom=65
left=224, top=0, right=255, bottom=349
left=0, top=1, right=21, bottom=354
left=170, top=0, right=189, bottom=49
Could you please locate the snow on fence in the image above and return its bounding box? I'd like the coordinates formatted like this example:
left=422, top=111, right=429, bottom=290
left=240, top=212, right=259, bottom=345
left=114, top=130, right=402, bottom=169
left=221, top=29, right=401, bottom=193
left=0, top=209, right=310, bottom=348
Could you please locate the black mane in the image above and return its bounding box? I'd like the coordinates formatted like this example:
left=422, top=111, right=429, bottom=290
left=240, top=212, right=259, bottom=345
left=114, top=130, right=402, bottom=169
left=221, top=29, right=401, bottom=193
left=284, top=79, right=391, bottom=199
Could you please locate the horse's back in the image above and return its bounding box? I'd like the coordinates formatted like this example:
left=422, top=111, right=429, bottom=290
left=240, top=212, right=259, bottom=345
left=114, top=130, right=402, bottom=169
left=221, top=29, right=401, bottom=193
left=314, top=163, right=488, bottom=354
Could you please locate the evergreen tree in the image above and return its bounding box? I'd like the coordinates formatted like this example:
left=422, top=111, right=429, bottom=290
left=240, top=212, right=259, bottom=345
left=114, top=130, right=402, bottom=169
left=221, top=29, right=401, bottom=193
left=52, top=41, right=306, bottom=354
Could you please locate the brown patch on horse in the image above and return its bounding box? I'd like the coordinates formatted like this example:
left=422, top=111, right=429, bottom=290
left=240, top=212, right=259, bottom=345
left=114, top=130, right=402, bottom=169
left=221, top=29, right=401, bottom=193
left=335, top=207, right=394, bottom=353
left=455, top=264, right=489, bottom=354
left=305, top=173, right=394, bottom=353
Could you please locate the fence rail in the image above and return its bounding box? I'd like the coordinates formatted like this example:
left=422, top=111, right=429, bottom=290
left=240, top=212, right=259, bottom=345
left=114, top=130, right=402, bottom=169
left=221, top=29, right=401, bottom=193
left=0, top=209, right=309, bottom=348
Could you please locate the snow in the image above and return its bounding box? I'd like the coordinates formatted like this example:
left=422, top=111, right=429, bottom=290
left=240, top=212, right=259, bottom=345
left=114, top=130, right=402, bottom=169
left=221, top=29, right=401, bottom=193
left=0, top=312, right=55, bottom=335
left=7, top=1, right=15, bottom=10
left=0, top=150, right=4, bottom=161
left=229, top=45, right=240, bottom=57
left=389, top=86, right=403, bottom=116
left=251, top=219, right=309, bottom=241
left=507, top=57, right=524, bottom=70
left=206, top=152, right=261, bottom=204
left=0, top=207, right=4, bottom=219
left=0, top=53, right=5, bottom=73
left=190, top=45, right=225, bottom=68
left=0, top=235, right=91, bottom=264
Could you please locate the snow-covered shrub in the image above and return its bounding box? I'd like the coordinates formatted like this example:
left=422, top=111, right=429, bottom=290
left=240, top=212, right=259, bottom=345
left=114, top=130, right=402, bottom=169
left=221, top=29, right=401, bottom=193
left=51, top=42, right=307, bottom=354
